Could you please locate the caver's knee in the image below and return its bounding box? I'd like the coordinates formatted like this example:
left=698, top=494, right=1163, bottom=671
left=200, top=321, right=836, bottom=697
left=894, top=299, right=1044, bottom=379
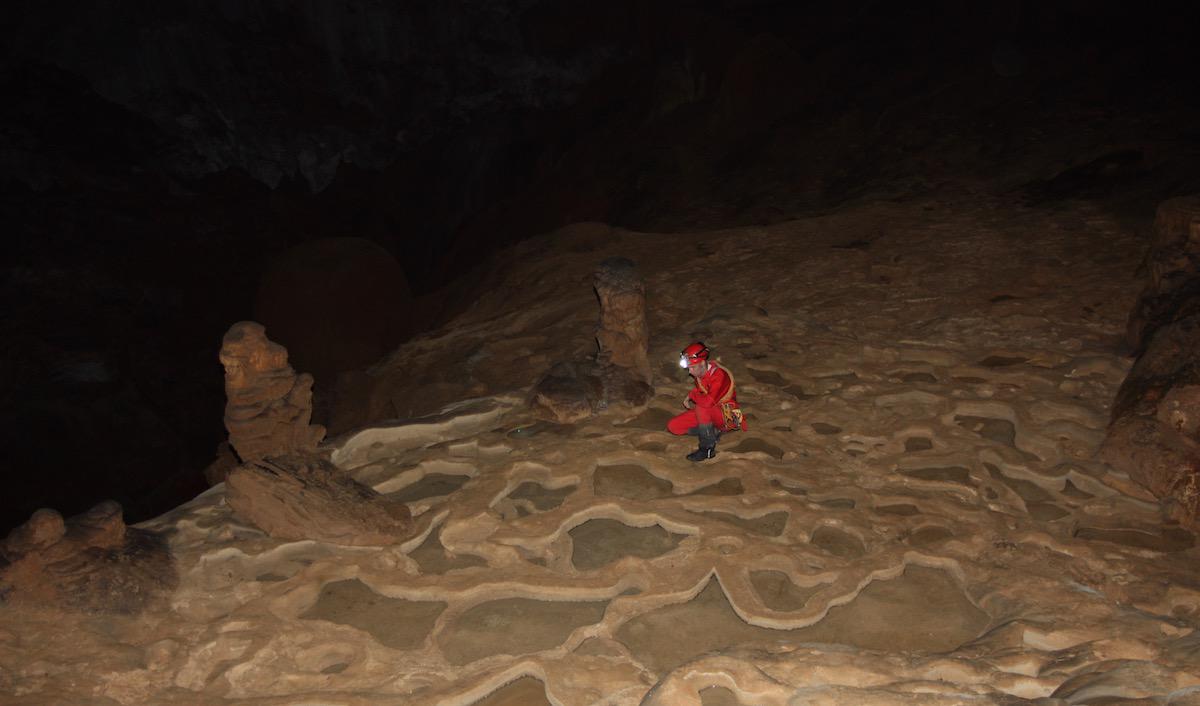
left=666, top=413, right=695, bottom=435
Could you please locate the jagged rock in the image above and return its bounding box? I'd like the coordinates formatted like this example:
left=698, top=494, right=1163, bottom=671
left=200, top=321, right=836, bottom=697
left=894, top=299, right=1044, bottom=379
left=219, top=321, right=325, bottom=463
left=1104, top=196, right=1200, bottom=529
left=593, top=257, right=652, bottom=386
left=0, top=501, right=176, bottom=614
left=225, top=455, right=415, bottom=546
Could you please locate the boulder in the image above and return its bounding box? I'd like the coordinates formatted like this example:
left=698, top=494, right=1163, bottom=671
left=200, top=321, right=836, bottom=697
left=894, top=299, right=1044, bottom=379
left=219, top=321, right=325, bottom=463
left=0, top=501, right=176, bottom=614
left=225, top=456, right=415, bottom=546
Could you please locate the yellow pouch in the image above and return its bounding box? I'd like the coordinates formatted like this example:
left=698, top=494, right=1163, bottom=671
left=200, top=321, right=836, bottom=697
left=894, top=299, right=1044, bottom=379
left=721, top=402, right=745, bottom=431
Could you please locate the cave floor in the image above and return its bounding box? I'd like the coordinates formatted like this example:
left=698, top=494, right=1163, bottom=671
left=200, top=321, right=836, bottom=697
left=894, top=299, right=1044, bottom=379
left=3, top=192, right=1199, bottom=705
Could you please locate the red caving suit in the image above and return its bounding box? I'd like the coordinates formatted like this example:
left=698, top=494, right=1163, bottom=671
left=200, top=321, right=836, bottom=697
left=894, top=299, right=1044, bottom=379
left=667, top=362, right=743, bottom=435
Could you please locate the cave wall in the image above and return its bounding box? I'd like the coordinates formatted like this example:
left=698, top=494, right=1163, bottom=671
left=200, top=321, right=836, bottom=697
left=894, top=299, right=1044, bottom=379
left=3, top=0, right=1199, bottom=534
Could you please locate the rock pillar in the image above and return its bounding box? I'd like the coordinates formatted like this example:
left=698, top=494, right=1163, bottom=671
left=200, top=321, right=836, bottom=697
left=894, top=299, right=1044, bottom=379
left=593, top=256, right=652, bottom=385
left=219, top=321, right=325, bottom=463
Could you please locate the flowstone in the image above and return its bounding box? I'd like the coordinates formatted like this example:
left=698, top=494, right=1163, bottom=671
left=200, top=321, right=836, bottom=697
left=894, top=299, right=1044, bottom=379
left=618, top=567, right=988, bottom=674
left=11, top=200, right=1200, bottom=705
left=439, top=597, right=610, bottom=665
left=569, top=519, right=687, bottom=570
left=301, top=579, right=446, bottom=650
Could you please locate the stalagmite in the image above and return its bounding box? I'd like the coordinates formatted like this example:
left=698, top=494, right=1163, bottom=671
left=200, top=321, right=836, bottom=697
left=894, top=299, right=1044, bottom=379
left=219, top=321, right=325, bottom=463
left=593, top=256, right=653, bottom=386
left=218, top=322, right=417, bottom=545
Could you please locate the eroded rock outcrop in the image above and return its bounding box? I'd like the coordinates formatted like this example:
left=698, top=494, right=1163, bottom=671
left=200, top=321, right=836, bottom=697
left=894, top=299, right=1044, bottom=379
left=0, top=501, right=176, bottom=613
left=220, top=321, right=325, bottom=463
left=225, top=456, right=415, bottom=546
left=1104, top=196, right=1200, bottom=528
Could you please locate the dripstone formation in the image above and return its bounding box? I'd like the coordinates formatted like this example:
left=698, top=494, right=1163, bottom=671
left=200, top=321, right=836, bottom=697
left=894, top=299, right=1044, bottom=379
left=0, top=501, right=176, bottom=614
left=530, top=257, right=653, bottom=423
left=219, top=321, right=326, bottom=462
left=1104, top=195, right=1200, bottom=528
left=218, top=322, right=416, bottom=546
left=594, top=256, right=653, bottom=386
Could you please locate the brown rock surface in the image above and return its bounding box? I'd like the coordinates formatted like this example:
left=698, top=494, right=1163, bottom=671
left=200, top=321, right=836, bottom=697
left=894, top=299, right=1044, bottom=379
left=593, top=256, right=652, bottom=385
left=528, top=257, right=654, bottom=423
left=0, top=501, right=176, bottom=614
left=1104, top=196, right=1200, bottom=528
left=224, top=455, right=416, bottom=546
left=219, top=321, right=325, bottom=463
left=1125, top=195, right=1200, bottom=352
left=529, top=361, right=601, bottom=424
left=6, top=197, right=1200, bottom=706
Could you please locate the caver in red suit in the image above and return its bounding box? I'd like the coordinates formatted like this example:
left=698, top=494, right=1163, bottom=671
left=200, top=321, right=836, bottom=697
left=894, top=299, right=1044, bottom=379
left=668, top=342, right=744, bottom=461
left=667, top=362, right=739, bottom=434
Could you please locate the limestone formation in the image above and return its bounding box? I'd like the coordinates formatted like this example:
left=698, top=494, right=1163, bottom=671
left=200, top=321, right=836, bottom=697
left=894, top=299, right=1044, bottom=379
left=0, top=501, right=176, bottom=614
left=529, top=352, right=653, bottom=425
left=219, top=321, right=325, bottom=463
left=225, top=455, right=416, bottom=546
left=593, top=257, right=652, bottom=385
left=1103, top=319, right=1200, bottom=528
left=1104, top=196, right=1200, bottom=528
left=218, top=323, right=417, bottom=546
left=7, top=200, right=1200, bottom=705
left=529, top=362, right=599, bottom=424
left=1124, top=194, right=1200, bottom=352
left=529, top=258, right=654, bottom=423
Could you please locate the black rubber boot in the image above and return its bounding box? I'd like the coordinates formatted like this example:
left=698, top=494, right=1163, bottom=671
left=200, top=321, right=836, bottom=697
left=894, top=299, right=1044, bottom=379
left=687, top=424, right=719, bottom=462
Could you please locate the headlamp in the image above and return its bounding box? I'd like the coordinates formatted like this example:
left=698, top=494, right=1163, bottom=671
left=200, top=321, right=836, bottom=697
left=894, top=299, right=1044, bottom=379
left=679, top=356, right=689, bottom=368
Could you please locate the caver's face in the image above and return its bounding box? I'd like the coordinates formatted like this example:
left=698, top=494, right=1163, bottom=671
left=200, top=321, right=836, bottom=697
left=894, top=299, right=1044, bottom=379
left=687, top=360, right=706, bottom=377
